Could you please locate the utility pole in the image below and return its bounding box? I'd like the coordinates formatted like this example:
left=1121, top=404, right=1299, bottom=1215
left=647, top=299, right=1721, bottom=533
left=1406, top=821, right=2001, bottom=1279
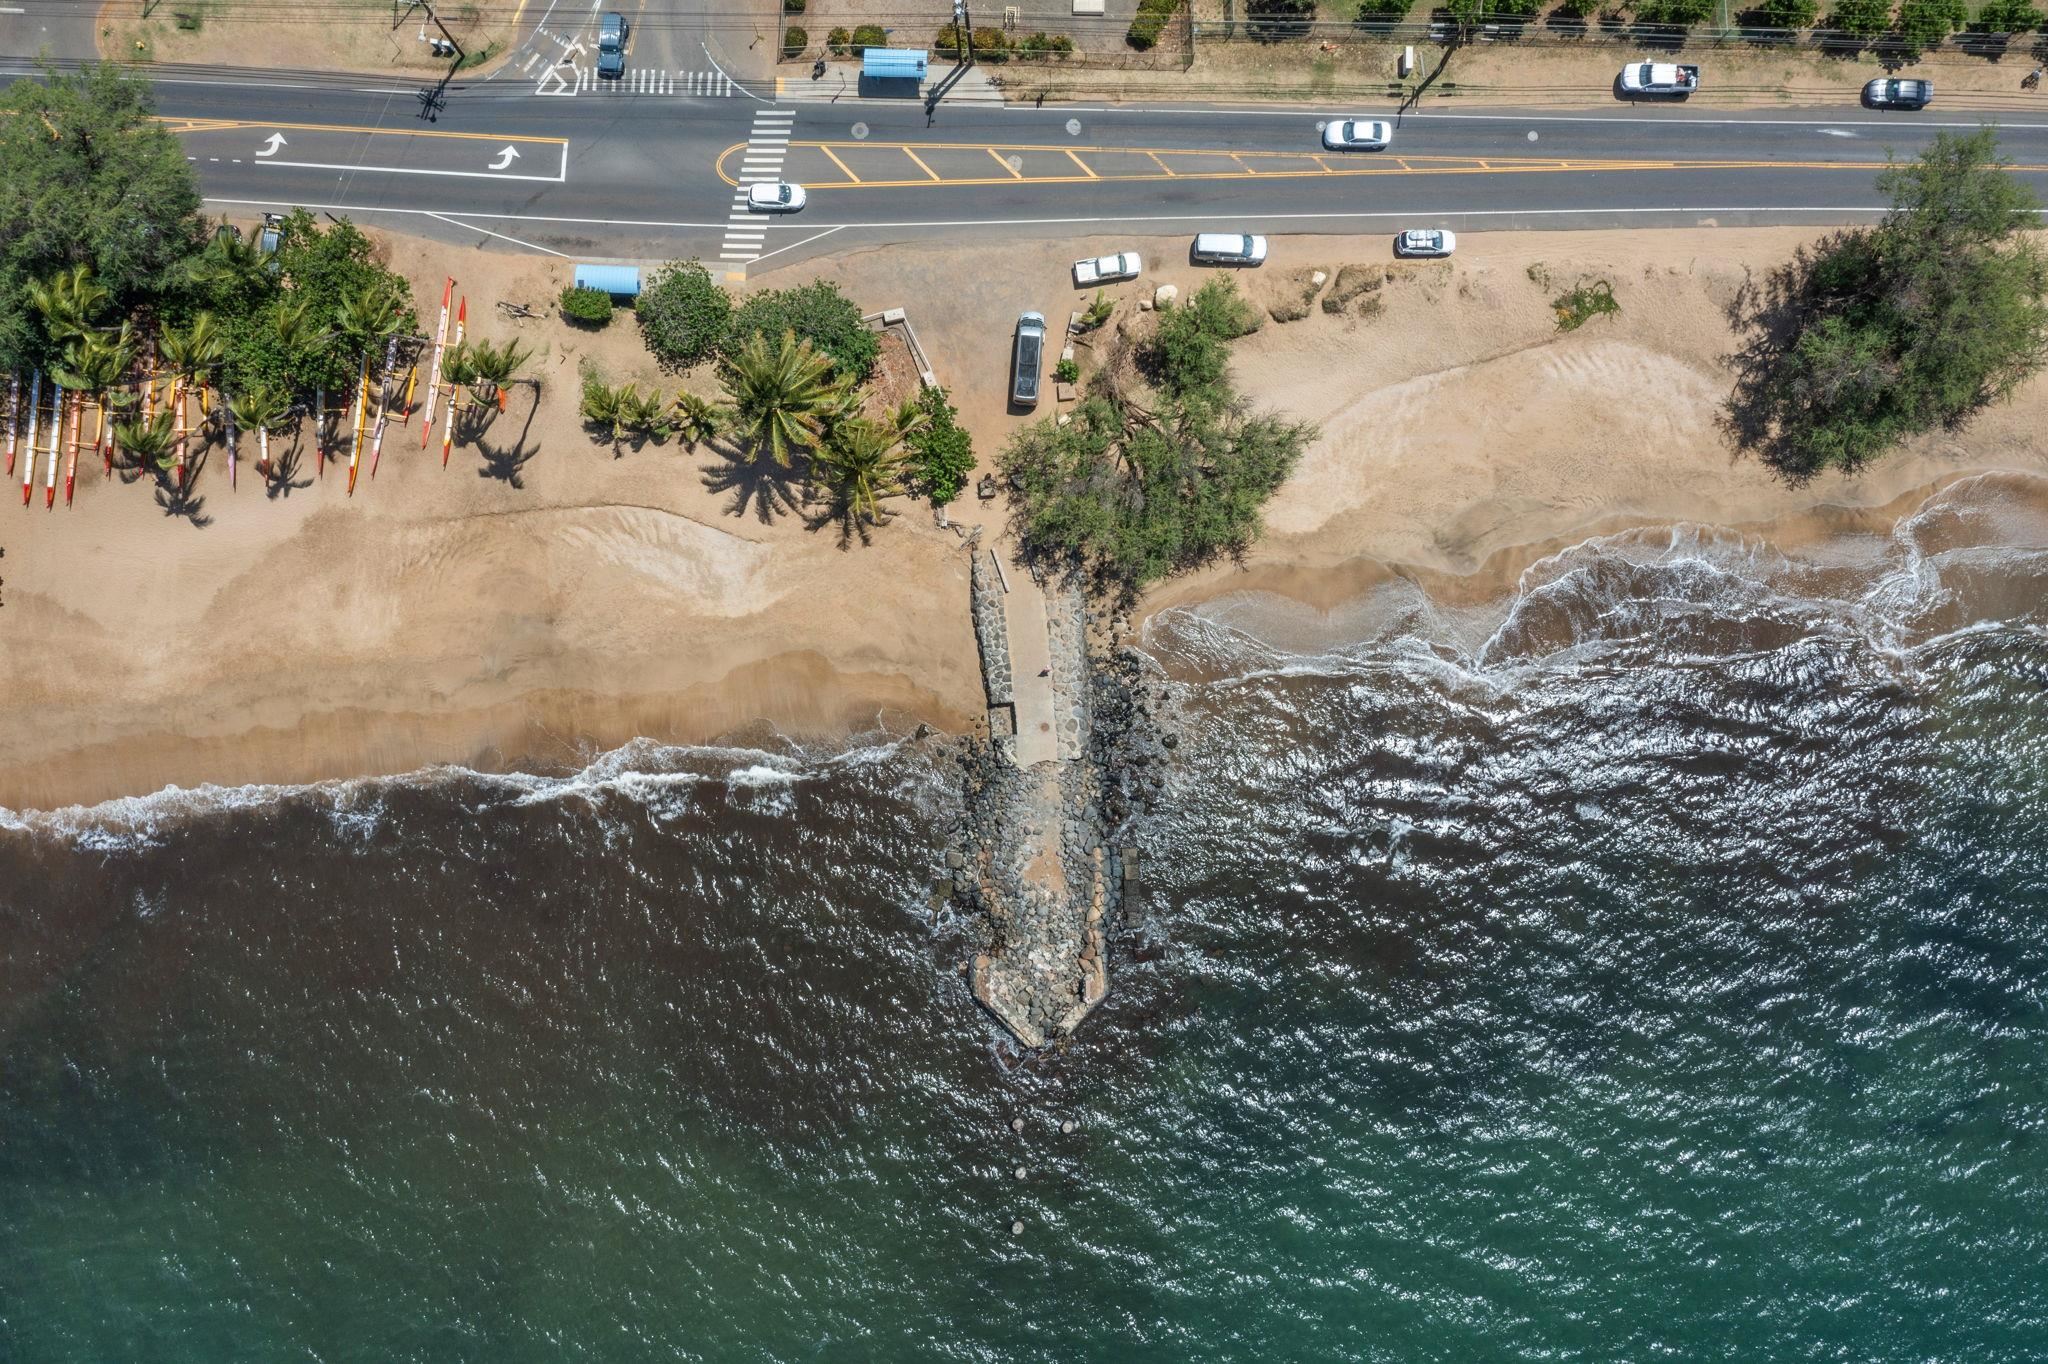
left=926, top=0, right=975, bottom=120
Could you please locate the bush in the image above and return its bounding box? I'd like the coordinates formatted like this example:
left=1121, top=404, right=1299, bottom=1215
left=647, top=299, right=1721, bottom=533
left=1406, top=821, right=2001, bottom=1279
left=1757, top=0, right=1818, bottom=28
left=1054, top=357, right=1080, bottom=383
left=1356, top=0, right=1413, bottom=20
left=1246, top=0, right=1316, bottom=38
left=1552, top=279, right=1619, bottom=331
left=935, top=22, right=967, bottom=53
left=1973, top=0, right=2040, bottom=29
left=722, top=279, right=878, bottom=381
left=1727, top=130, right=2048, bottom=478
left=973, top=27, right=1010, bottom=60
left=782, top=25, right=808, bottom=55
left=1149, top=279, right=1262, bottom=392
left=784, top=0, right=805, bottom=11
left=559, top=285, right=613, bottom=328
left=827, top=25, right=853, bottom=54
left=1895, top=0, right=1964, bottom=46
left=1825, top=0, right=1890, bottom=35
left=638, top=260, right=732, bottom=372
left=851, top=22, right=887, bottom=49
left=1634, top=0, right=1713, bottom=22
left=906, top=386, right=976, bottom=503
left=1127, top=0, right=1181, bottom=49
left=1017, top=31, right=1076, bottom=57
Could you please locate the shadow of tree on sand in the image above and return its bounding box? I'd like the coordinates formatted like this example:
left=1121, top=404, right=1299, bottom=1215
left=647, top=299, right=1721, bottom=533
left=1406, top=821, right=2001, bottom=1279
left=701, top=444, right=807, bottom=525
left=153, top=450, right=213, bottom=527
left=462, top=387, right=543, bottom=490
left=262, top=435, right=315, bottom=500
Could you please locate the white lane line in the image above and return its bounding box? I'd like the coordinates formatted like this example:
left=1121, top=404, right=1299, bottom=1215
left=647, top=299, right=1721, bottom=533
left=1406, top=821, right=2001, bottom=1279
left=702, top=39, right=768, bottom=104
left=743, top=225, right=844, bottom=269
left=422, top=211, right=574, bottom=258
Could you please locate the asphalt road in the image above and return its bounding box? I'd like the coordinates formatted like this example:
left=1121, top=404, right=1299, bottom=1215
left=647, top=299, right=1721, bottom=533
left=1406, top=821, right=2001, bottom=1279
left=11, top=52, right=2048, bottom=272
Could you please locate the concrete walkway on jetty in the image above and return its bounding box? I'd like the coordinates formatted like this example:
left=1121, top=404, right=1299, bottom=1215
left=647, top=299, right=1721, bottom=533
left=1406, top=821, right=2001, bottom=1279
left=964, top=539, right=1112, bottom=1048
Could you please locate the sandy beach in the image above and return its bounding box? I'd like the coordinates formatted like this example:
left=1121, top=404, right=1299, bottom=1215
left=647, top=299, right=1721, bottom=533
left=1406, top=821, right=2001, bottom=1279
left=3, top=225, right=2043, bottom=811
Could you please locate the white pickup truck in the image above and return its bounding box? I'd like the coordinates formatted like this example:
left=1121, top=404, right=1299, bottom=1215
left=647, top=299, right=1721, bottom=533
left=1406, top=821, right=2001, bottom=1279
left=1073, top=251, right=1142, bottom=286
left=1618, top=62, right=1699, bottom=95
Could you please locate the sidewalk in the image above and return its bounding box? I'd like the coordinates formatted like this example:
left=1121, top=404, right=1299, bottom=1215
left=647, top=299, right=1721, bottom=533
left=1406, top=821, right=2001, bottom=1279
left=774, top=61, right=1007, bottom=103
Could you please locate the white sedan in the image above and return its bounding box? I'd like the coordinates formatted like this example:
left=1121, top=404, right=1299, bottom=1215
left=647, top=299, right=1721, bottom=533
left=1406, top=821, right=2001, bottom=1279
left=1073, top=251, right=1142, bottom=286
left=747, top=182, right=807, bottom=213
left=1394, top=228, right=1455, bottom=258
left=1322, top=118, right=1392, bottom=151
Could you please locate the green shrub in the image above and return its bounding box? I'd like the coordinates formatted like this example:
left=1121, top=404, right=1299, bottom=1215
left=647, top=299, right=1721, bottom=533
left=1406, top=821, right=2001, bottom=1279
left=827, top=25, right=853, bottom=54
left=1127, top=0, right=1181, bottom=49
left=1825, top=0, right=1891, bottom=36
left=1552, top=279, right=1619, bottom=331
left=1246, top=0, right=1316, bottom=38
left=723, top=279, right=878, bottom=381
left=973, top=26, right=1010, bottom=59
left=1017, top=31, right=1076, bottom=57
left=637, top=260, right=732, bottom=372
left=1757, top=0, right=1817, bottom=27
left=935, top=22, right=966, bottom=53
left=784, top=0, right=805, bottom=11
left=782, top=25, right=808, bottom=55
left=559, top=285, right=613, bottom=328
left=1973, top=0, right=2040, bottom=29
left=906, top=386, right=976, bottom=504
left=851, top=22, right=887, bottom=49
left=1633, top=0, right=1713, bottom=22
left=1356, top=0, right=1413, bottom=20
left=1895, top=0, right=1964, bottom=46
left=1054, top=357, right=1080, bottom=383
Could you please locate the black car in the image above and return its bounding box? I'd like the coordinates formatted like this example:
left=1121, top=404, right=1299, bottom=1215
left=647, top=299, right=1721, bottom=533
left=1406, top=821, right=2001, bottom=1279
left=1864, top=78, right=1932, bottom=110
left=598, top=12, right=628, bottom=79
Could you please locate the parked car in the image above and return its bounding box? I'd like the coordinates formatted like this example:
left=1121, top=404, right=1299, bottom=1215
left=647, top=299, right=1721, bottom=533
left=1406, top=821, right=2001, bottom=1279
left=1322, top=118, right=1393, bottom=151
left=747, top=182, right=808, bottom=213
left=598, top=11, right=629, bottom=79
left=1864, top=78, right=1932, bottom=109
left=1011, top=312, right=1046, bottom=408
left=1394, top=228, right=1456, bottom=258
left=1191, top=232, right=1268, bottom=266
left=258, top=212, right=286, bottom=257
left=1618, top=62, right=1699, bottom=95
left=1073, top=251, right=1142, bottom=286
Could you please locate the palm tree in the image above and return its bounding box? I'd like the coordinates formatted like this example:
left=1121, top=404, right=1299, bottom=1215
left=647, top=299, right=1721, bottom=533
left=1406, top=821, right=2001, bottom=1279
left=720, top=330, right=846, bottom=468
left=669, top=389, right=727, bottom=448
left=156, top=313, right=225, bottom=489
left=25, top=263, right=109, bottom=346
left=113, top=410, right=177, bottom=479
left=59, top=323, right=138, bottom=473
left=229, top=383, right=292, bottom=480
left=334, top=284, right=405, bottom=489
left=185, top=222, right=270, bottom=297
left=446, top=337, right=537, bottom=413
left=810, top=417, right=910, bottom=539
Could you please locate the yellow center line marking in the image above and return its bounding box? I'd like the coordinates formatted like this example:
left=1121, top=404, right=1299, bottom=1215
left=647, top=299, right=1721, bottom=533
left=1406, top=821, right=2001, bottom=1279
left=1232, top=153, right=1257, bottom=175
left=156, top=116, right=567, bottom=146
left=1146, top=151, right=1176, bottom=176
left=903, top=147, right=941, bottom=181
left=1314, top=155, right=1335, bottom=174
left=988, top=147, right=1023, bottom=178
left=819, top=144, right=862, bottom=183
left=1065, top=148, right=1097, bottom=179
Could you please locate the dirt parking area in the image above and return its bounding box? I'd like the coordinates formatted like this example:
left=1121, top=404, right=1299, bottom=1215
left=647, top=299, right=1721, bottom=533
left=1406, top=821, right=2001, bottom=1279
left=97, top=0, right=520, bottom=75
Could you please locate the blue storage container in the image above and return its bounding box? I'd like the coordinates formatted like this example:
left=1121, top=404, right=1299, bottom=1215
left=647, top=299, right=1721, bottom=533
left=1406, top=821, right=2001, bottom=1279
left=572, top=264, right=642, bottom=298
left=861, top=48, right=928, bottom=81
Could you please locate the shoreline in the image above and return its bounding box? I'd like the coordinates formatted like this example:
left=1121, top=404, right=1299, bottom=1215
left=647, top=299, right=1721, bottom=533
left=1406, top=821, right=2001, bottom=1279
left=7, top=225, right=2047, bottom=815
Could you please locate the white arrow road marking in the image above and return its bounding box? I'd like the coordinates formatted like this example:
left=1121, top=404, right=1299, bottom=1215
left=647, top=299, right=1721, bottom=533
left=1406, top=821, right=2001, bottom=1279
left=536, top=66, right=573, bottom=96
left=490, top=146, right=522, bottom=170
left=1817, top=128, right=1859, bottom=138
left=255, top=133, right=287, bottom=157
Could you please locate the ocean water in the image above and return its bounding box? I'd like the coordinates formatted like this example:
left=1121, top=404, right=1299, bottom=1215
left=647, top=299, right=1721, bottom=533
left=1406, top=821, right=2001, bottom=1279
left=4, top=473, right=2048, bottom=1362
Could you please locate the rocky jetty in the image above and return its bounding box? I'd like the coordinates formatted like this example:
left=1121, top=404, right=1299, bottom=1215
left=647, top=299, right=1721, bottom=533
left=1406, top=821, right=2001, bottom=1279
left=945, top=546, right=1155, bottom=1047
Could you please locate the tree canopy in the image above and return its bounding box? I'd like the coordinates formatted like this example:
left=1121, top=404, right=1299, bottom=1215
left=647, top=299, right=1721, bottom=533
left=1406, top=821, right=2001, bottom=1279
left=1000, top=279, right=1312, bottom=589
left=1727, top=129, right=2048, bottom=479
left=725, top=280, right=879, bottom=383
left=0, top=64, right=203, bottom=370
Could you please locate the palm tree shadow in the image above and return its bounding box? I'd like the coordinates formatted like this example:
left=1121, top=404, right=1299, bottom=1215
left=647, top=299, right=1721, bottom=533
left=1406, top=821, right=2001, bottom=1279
left=263, top=434, right=315, bottom=500
left=468, top=389, right=543, bottom=489
left=154, top=451, right=213, bottom=527
left=701, top=443, right=806, bottom=524
left=802, top=495, right=888, bottom=550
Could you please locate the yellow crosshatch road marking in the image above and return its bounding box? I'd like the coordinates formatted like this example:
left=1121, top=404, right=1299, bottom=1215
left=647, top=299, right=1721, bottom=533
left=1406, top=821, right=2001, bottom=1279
left=158, top=117, right=569, bottom=147
left=819, top=144, right=862, bottom=183
left=717, top=139, right=2048, bottom=192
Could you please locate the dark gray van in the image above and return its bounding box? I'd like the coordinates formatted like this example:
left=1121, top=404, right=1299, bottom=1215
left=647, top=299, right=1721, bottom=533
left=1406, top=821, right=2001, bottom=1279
left=1012, top=312, right=1045, bottom=407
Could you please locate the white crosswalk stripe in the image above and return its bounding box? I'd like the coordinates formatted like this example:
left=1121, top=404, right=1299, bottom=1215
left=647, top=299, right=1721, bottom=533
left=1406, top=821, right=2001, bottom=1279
left=716, top=107, right=797, bottom=271
left=538, top=67, right=739, bottom=98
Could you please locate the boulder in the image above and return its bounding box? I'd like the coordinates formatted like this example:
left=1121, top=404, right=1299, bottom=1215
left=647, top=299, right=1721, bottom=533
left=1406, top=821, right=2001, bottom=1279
left=1153, top=283, right=1179, bottom=309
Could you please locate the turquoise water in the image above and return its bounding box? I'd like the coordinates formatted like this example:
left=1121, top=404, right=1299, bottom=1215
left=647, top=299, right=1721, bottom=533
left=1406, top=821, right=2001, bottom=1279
left=4, top=478, right=2047, bottom=1361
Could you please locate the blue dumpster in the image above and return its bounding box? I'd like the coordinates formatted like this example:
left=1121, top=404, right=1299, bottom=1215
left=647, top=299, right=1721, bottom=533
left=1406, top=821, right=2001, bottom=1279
left=573, top=264, right=642, bottom=299
left=861, top=48, right=928, bottom=81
